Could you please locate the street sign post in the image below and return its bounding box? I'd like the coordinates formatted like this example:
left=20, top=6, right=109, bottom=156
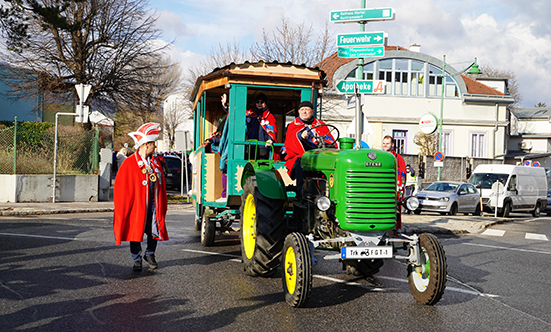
left=336, top=31, right=385, bottom=47
left=337, top=46, right=384, bottom=58
left=336, top=80, right=385, bottom=94
left=330, top=7, right=395, bottom=23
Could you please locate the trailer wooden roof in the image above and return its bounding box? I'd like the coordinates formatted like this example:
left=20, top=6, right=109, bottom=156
left=190, top=61, right=327, bottom=110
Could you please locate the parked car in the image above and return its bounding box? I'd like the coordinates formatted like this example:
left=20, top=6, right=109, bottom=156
left=414, top=181, right=481, bottom=216
left=162, top=155, right=184, bottom=191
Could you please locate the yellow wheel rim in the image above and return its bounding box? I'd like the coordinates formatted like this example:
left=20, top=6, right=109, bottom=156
left=284, top=246, right=297, bottom=294
left=243, top=193, right=256, bottom=259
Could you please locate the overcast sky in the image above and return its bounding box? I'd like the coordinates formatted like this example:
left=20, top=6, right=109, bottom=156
left=149, top=0, right=551, bottom=108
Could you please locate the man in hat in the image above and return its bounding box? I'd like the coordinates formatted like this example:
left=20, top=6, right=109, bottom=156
left=245, top=93, right=278, bottom=159
left=285, top=100, right=335, bottom=197
left=113, top=123, right=169, bottom=271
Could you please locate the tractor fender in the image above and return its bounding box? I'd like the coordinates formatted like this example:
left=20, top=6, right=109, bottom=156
left=241, top=162, right=287, bottom=200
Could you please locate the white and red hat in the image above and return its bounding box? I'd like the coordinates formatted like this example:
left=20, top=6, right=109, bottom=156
left=128, top=123, right=161, bottom=149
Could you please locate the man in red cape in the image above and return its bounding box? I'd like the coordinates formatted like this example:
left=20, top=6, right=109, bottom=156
left=246, top=93, right=278, bottom=160
left=285, top=101, right=335, bottom=197
left=113, top=123, right=168, bottom=271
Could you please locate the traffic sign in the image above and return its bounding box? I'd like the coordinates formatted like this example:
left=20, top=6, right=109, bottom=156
left=434, top=151, right=444, bottom=161
left=533, top=161, right=540, bottom=167
left=336, top=32, right=386, bottom=47
left=337, top=46, right=384, bottom=58
left=330, top=7, right=395, bottom=23
left=336, top=80, right=385, bottom=94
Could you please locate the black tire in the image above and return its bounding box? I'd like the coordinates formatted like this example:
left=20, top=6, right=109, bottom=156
left=201, top=213, right=215, bottom=246
left=501, top=201, right=511, bottom=218
left=473, top=204, right=481, bottom=216
left=532, top=202, right=541, bottom=218
left=413, top=210, right=421, bottom=215
left=448, top=203, right=458, bottom=216
left=240, top=176, right=286, bottom=277
left=194, top=206, right=203, bottom=231
left=282, top=232, right=312, bottom=308
left=407, top=233, right=447, bottom=305
left=344, top=259, right=384, bottom=277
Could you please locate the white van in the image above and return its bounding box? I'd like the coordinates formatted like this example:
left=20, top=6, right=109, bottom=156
left=468, top=164, right=547, bottom=217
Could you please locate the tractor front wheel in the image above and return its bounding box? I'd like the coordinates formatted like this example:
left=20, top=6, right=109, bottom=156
left=240, top=176, right=286, bottom=277
left=407, top=233, right=447, bottom=305
left=282, top=232, right=312, bottom=308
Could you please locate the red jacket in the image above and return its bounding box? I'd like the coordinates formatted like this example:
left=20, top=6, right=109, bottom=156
left=246, top=108, right=278, bottom=142
left=284, top=117, right=333, bottom=174
left=390, top=150, right=406, bottom=199
left=113, top=152, right=168, bottom=245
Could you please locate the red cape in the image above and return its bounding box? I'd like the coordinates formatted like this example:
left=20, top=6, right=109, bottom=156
left=284, top=117, right=333, bottom=174
left=246, top=108, right=278, bottom=142
left=390, top=150, right=407, bottom=199
left=113, top=153, right=168, bottom=245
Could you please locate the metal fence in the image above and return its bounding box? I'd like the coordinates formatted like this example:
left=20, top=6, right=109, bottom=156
left=0, top=119, right=100, bottom=175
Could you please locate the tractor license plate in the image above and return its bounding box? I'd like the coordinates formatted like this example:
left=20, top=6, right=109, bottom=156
left=341, top=246, right=393, bottom=259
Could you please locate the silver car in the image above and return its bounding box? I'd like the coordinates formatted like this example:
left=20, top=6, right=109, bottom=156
left=414, top=181, right=481, bottom=216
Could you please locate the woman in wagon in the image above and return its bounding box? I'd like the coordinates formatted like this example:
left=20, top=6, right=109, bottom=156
left=245, top=93, right=278, bottom=160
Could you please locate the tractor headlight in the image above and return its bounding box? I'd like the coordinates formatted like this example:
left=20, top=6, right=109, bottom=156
left=316, top=196, right=331, bottom=211
left=406, top=196, right=419, bottom=211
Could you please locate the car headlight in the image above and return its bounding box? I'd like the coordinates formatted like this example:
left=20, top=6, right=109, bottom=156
left=438, top=197, right=450, bottom=202
left=406, top=196, right=419, bottom=211
left=315, top=196, right=331, bottom=211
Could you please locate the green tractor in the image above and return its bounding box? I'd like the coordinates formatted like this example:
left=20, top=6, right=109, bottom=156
left=190, top=61, right=446, bottom=308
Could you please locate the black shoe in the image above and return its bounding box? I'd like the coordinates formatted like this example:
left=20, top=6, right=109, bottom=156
left=144, top=255, right=158, bottom=270
left=133, top=260, right=142, bottom=271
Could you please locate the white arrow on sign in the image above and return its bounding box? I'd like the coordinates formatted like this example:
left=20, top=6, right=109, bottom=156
left=332, top=13, right=339, bottom=19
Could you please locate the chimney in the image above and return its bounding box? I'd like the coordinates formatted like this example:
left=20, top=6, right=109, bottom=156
left=409, top=44, right=421, bottom=52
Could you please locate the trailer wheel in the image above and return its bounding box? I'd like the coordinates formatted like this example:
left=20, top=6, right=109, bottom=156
left=201, top=213, right=215, bottom=246
left=240, top=176, right=286, bottom=277
left=282, top=232, right=312, bottom=308
left=194, top=206, right=203, bottom=231
left=408, top=233, right=447, bottom=305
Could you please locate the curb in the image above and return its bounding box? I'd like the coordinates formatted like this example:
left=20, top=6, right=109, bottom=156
left=1, top=208, right=115, bottom=216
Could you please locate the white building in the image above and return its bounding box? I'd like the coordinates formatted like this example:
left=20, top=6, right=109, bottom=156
left=317, top=46, right=515, bottom=160
left=507, top=107, right=551, bottom=168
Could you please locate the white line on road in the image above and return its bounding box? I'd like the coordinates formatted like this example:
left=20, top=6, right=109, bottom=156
left=481, top=229, right=506, bottom=237
left=181, top=248, right=496, bottom=297
left=464, top=242, right=551, bottom=255
left=0, top=232, right=76, bottom=241
left=525, top=233, right=549, bottom=241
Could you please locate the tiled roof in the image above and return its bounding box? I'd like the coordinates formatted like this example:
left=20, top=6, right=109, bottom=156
left=317, top=47, right=505, bottom=97
left=461, top=74, right=505, bottom=96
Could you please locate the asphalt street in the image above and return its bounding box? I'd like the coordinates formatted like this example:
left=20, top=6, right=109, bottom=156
left=1, top=211, right=550, bottom=331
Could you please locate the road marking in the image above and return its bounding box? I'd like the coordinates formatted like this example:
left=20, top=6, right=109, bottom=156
left=525, top=233, right=549, bottom=241
left=465, top=242, right=551, bottom=255
left=182, top=248, right=500, bottom=297
left=481, top=229, right=506, bottom=237
left=0, top=232, right=76, bottom=241
left=378, top=276, right=499, bottom=298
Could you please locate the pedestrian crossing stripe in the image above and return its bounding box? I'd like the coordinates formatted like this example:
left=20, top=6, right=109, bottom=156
left=481, top=229, right=549, bottom=241
left=481, top=229, right=506, bottom=237
left=525, top=233, right=549, bottom=241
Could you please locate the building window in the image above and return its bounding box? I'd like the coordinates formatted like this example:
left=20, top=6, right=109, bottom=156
left=393, top=130, right=407, bottom=154
left=441, top=131, right=451, bottom=156
left=470, top=133, right=485, bottom=158
left=345, top=58, right=458, bottom=99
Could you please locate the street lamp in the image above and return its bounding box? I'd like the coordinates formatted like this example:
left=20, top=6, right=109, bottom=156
left=437, top=56, right=481, bottom=181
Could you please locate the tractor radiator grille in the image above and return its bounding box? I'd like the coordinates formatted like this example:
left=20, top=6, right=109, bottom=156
left=341, top=169, right=396, bottom=230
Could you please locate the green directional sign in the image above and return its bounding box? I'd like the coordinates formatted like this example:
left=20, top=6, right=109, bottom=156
left=336, top=32, right=385, bottom=47
left=337, top=46, right=384, bottom=58
left=335, top=80, right=386, bottom=94
left=330, top=7, right=395, bottom=23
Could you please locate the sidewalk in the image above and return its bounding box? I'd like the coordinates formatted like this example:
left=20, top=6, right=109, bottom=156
left=0, top=201, right=510, bottom=235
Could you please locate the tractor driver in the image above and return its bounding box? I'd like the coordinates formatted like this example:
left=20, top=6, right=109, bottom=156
left=284, top=100, right=335, bottom=198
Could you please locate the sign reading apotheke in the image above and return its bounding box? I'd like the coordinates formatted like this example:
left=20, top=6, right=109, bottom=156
left=419, top=113, right=438, bottom=135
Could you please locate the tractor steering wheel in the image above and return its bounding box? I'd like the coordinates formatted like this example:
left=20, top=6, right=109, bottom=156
left=309, top=124, right=340, bottom=149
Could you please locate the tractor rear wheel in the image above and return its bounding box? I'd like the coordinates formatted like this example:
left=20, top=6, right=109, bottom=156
left=240, top=176, right=286, bottom=277
left=407, top=233, right=447, bottom=305
left=282, top=232, right=312, bottom=308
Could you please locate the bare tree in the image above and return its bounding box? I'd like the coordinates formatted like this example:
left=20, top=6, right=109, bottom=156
left=163, top=89, right=192, bottom=150
left=479, top=64, right=522, bottom=108
left=250, top=15, right=336, bottom=67
left=535, top=102, right=547, bottom=107
left=0, top=0, right=174, bottom=116
left=414, top=132, right=439, bottom=156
